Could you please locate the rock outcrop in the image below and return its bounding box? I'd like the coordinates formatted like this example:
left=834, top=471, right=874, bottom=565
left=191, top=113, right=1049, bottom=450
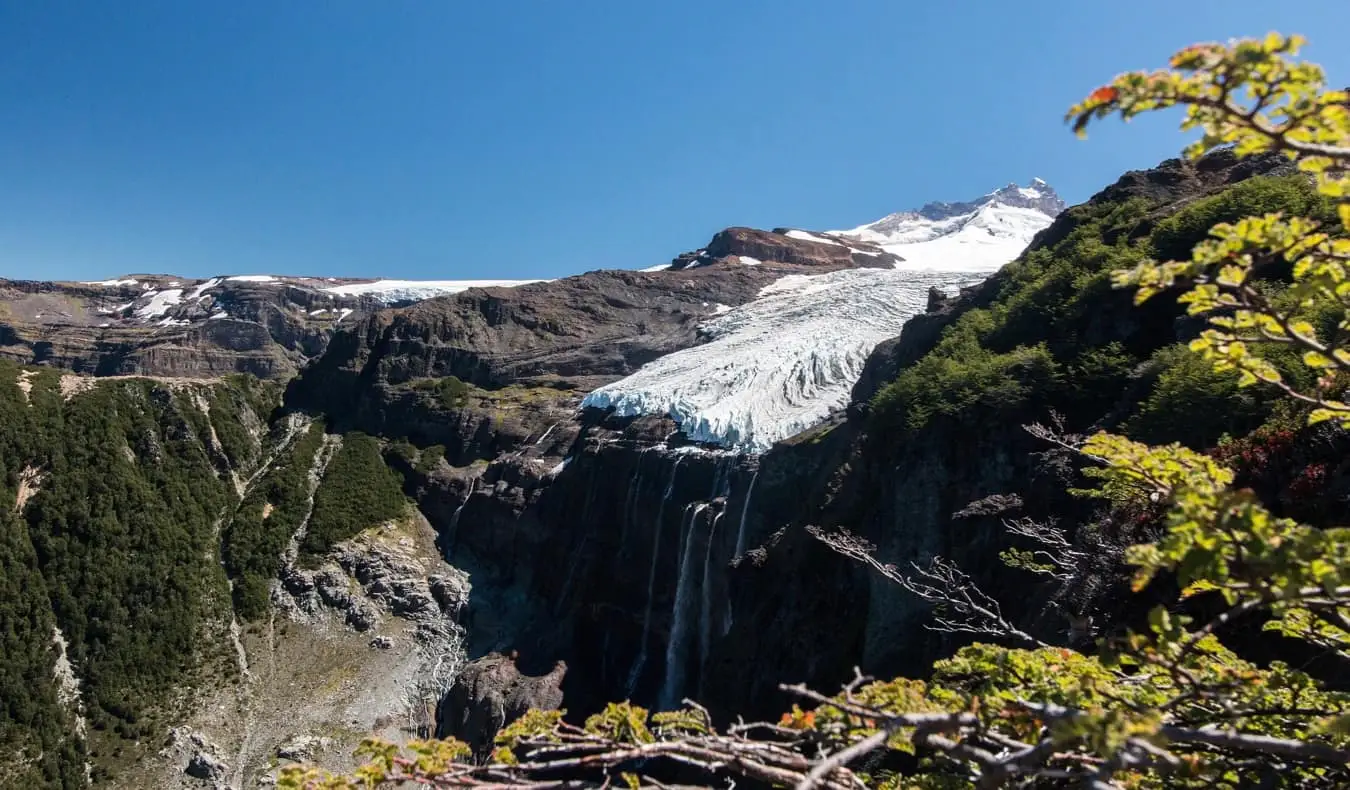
left=436, top=652, right=567, bottom=760
left=0, top=275, right=379, bottom=379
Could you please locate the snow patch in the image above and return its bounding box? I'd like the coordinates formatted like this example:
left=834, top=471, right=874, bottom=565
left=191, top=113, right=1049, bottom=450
left=134, top=289, right=183, bottom=320
left=335, top=308, right=354, bottom=322
left=641, top=263, right=673, bottom=272
left=189, top=278, right=221, bottom=299
left=737, top=256, right=762, bottom=266
left=837, top=181, right=1063, bottom=272
left=785, top=230, right=844, bottom=246
left=227, top=274, right=280, bottom=283
left=322, top=278, right=542, bottom=304
left=81, top=278, right=139, bottom=287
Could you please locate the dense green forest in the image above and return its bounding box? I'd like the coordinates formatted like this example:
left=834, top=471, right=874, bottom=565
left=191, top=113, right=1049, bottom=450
left=0, top=365, right=418, bottom=786
left=223, top=421, right=327, bottom=619
left=301, top=432, right=408, bottom=561
left=0, top=366, right=289, bottom=784
left=870, top=174, right=1338, bottom=450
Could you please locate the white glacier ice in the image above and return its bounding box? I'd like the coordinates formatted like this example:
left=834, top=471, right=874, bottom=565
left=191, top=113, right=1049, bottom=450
left=582, top=179, right=1063, bottom=452
left=321, top=278, right=544, bottom=303
left=582, top=266, right=987, bottom=452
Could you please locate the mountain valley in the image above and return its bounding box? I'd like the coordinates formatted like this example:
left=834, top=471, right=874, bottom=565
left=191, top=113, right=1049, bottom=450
left=4, top=152, right=1340, bottom=789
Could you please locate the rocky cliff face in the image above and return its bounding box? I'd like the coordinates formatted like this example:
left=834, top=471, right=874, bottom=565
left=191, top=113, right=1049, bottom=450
left=6, top=156, right=1327, bottom=787
left=386, top=150, right=1310, bottom=727
left=0, top=274, right=417, bottom=379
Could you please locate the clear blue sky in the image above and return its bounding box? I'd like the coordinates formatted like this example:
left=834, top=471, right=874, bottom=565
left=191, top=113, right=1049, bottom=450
left=3, top=1, right=1348, bottom=282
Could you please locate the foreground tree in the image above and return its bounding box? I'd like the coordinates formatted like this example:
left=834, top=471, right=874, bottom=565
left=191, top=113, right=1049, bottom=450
left=281, top=33, right=1350, bottom=789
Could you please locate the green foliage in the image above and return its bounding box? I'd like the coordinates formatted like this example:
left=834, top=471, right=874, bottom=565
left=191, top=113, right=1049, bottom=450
left=300, top=433, right=407, bottom=560
left=582, top=702, right=654, bottom=744
left=414, top=444, right=446, bottom=474
left=206, top=374, right=278, bottom=470
left=872, top=331, right=1059, bottom=432
left=223, top=422, right=326, bottom=619
left=0, top=365, right=88, bottom=787
left=0, top=376, right=245, bottom=783
left=1124, top=344, right=1269, bottom=447
left=1149, top=174, right=1337, bottom=261
left=412, top=376, right=472, bottom=410
left=496, top=709, right=565, bottom=748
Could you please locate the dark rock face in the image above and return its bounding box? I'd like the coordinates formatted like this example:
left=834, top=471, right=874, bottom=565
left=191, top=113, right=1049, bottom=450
left=397, top=148, right=1312, bottom=727
left=436, top=652, right=566, bottom=760
left=285, top=229, right=902, bottom=449
left=0, top=275, right=376, bottom=378
left=670, top=226, right=898, bottom=270
left=3, top=152, right=1309, bottom=741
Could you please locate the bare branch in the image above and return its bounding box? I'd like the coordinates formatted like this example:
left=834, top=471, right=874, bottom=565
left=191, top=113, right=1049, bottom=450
left=807, top=527, right=1046, bottom=648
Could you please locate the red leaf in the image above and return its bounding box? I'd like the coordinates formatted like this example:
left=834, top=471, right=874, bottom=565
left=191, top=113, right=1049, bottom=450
left=1088, top=86, right=1120, bottom=105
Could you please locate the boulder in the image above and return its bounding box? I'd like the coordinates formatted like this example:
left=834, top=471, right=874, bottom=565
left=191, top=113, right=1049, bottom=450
left=436, top=652, right=567, bottom=761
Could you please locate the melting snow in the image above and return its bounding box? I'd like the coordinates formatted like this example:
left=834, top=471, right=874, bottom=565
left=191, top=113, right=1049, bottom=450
left=738, top=256, right=762, bottom=266
left=322, top=278, right=543, bottom=304
left=227, top=275, right=280, bottom=283
left=335, top=308, right=354, bottom=322
left=189, top=278, right=221, bottom=299
left=81, top=278, right=139, bottom=287
left=134, top=289, right=184, bottom=320
left=785, top=230, right=844, bottom=246
left=641, top=263, right=673, bottom=272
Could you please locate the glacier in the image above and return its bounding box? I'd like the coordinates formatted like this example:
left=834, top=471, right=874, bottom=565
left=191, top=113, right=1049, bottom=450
left=582, top=266, right=987, bottom=452
left=581, top=179, right=1063, bottom=452
left=321, top=278, right=546, bottom=303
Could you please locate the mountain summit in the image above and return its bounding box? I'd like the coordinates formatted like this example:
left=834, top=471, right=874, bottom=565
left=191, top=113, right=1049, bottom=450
left=582, top=179, right=1064, bottom=450
left=833, top=179, right=1065, bottom=271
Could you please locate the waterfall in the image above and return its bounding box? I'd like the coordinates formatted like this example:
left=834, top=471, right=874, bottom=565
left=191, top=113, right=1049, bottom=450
left=659, top=502, right=707, bottom=710
left=732, top=469, right=759, bottom=557
left=533, top=421, right=561, bottom=446
left=697, top=507, right=724, bottom=698
left=618, top=448, right=649, bottom=550
left=556, top=465, right=601, bottom=612
left=627, top=455, right=683, bottom=696
left=445, top=478, right=476, bottom=560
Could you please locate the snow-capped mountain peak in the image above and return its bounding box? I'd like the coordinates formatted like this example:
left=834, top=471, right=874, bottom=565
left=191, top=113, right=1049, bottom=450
left=833, top=179, right=1065, bottom=271
left=583, top=179, right=1066, bottom=452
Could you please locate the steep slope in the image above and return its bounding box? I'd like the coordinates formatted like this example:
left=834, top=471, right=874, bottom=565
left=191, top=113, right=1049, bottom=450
left=7, top=154, right=1333, bottom=787
left=838, top=179, right=1067, bottom=270
left=0, top=275, right=540, bottom=380
left=581, top=267, right=986, bottom=450
left=409, top=150, right=1329, bottom=731
left=580, top=181, right=1063, bottom=450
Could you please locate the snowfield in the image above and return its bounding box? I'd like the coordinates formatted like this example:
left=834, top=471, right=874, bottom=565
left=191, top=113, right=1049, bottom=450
left=321, top=278, right=544, bottom=303
left=582, top=179, right=1063, bottom=451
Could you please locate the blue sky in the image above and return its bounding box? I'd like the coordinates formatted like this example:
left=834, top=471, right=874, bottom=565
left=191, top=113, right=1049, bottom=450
left=3, top=1, right=1349, bottom=282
